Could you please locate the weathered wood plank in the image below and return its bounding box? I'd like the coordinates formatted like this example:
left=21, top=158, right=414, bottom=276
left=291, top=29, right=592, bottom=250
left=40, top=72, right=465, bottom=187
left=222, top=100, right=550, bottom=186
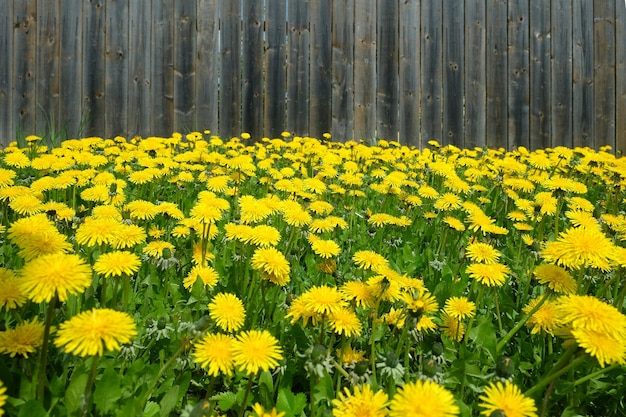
left=220, top=0, right=242, bottom=139
left=443, top=0, right=464, bottom=147
left=242, top=0, right=264, bottom=140
left=11, top=0, right=37, bottom=141
left=399, top=0, right=419, bottom=147
left=376, top=0, right=399, bottom=142
left=196, top=0, right=219, bottom=136
left=507, top=0, right=530, bottom=149
left=572, top=0, right=594, bottom=149
left=105, top=0, right=129, bottom=138
left=464, top=0, right=486, bottom=149
left=551, top=0, right=573, bottom=149
left=309, top=0, right=332, bottom=139
left=287, top=0, right=310, bottom=135
left=485, top=0, right=507, bottom=150
left=36, top=0, right=61, bottom=136
left=128, top=0, right=151, bottom=137
left=174, top=0, right=196, bottom=133
left=264, top=0, right=287, bottom=138
left=0, top=2, right=13, bottom=145
left=354, top=0, right=376, bottom=141
left=617, top=0, right=626, bottom=153
left=151, top=0, right=174, bottom=136
left=529, top=0, right=550, bottom=150
left=421, top=0, right=443, bottom=144
left=594, top=1, right=616, bottom=150
left=83, top=0, right=106, bottom=137
left=60, top=1, right=83, bottom=138
left=331, top=0, right=354, bottom=142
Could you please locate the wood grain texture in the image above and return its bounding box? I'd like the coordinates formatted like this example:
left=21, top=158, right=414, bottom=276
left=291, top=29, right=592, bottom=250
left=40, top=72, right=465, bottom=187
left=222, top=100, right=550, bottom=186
left=354, top=0, right=376, bottom=141
left=128, top=0, right=151, bottom=137
left=594, top=0, right=616, bottom=150
left=551, top=0, right=573, bottom=148
left=399, top=0, right=420, bottom=147
left=530, top=0, right=551, bottom=150
left=485, top=0, right=507, bottom=150
left=195, top=0, right=218, bottom=135
left=376, top=0, right=399, bottom=142
left=1, top=2, right=14, bottom=142
left=421, top=1, right=443, bottom=144
left=507, top=0, right=530, bottom=149
left=104, top=0, right=129, bottom=137
left=220, top=0, right=242, bottom=139
left=151, top=0, right=174, bottom=136
left=464, top=0, right=486, bottom=149
left=242, top=0, right=264, bottom=140
left=331, top=0, right=354, bottom=141
left=617, top=0, right=626, bottom=153
left=173, top=0, right=196, bottom=133
left=443, top=0, right=464, bottom=147
left=572, top=0, right=594, bottom=148
left=36, top=0, right=61, bottom=135
left=309, top=0, right=332, bottom=139
left=287, top=0, right=310, bottom=135
left=264, top=0, right=287, bottom=138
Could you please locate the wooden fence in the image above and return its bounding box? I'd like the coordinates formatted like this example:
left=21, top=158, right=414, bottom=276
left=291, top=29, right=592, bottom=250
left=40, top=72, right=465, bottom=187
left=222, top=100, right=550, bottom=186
left=1, top=0, right=626, bottom=151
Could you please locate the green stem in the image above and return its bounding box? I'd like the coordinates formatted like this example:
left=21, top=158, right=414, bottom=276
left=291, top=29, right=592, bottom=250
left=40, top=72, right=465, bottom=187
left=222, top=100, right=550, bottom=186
left=81, top=356, right=100, bottom=417
left=525, top=354, right=586, bottom=398
left=572, top=363, right=620, bottom=387
left=140, top=343, right=187, bottom=409
left=494, top=288, right=503, bottom=334
left=238, top=377, right=254, bottom=417
left=497, top=292, right=550, bottom=354
left=37, top=296, right=57, bottom=402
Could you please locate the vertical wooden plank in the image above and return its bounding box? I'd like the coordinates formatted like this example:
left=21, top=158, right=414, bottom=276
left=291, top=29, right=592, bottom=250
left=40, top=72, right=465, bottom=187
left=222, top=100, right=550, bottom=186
left=105, top=0, right=129, bottom=138
left=486, top=0, right=507, bottom=150
left=594, top=1, right=616, bottom=150
left=83, top=0, right=106, bottom=137
left=309, top=0, right=332, bottom=139
left=572, top=0, right=594, bottom=148
left=264, top=0, right=287, bottom=138
left=399, top=0, right=419, bottom=147
left=152, top=0, right=174, bottom=136
left=0, top=1, right=13, bottom=145
left=12, top=0, right=37, bottom=140
left=36, top=0, right=61, bottom=136
left=242, top=0, right=264, bottom=140
left=443, top=0, right=464, bottom=147
left=287, top=0, right=310, bottom=135
left=174, top=0, right=196, bottom=133
left=196, top=0, right=219, bottom=135
left=507, top=0, right=530, bottom=149
left=128, top=0, right=151, bottom=138
left=331, top=0, right=354, bottom=142
left=377, top=0, right=399, bottom=142
left=421, top=1, right=443, bottom=144
left=60, top=1, right=83, bottom=138
left=220, top=0, right=241, bottom=139
left=354, top=0, right=376, bottom=141
left=551, top=0, right=573, bottom=148
left=617, top=0, right=626, bottom=153
left=529, top=0, right=550, bottom=150
left=465, top=0, right=486, bottom=149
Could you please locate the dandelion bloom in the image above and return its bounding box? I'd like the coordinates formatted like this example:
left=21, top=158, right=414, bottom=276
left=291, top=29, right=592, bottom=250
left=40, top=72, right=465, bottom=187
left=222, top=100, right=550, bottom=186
left=193, top=332, right=235, bottom=376
left=311, top=239, right=341, bottom=258
left=0, top=380, right=6, bottom=416
left=303, top=285, right=346, bottom=316
left=0, top=268, right=26, bottom=310
left=183, top=265, right=220, bottom=289
left=251, top=247, right=291, bottom=285
left=231, top=330, right=283, bottom=375
left=54, top=308, right=137, bottom=357
left=479, top=381, right=538, bottom=417
left=208, top=293, right=246, bottom=333
left=465, top=242, right=501, bottom=264
left=329, top=307, right=362, bottom=337
left=523, top=298, right=561, bottom=336
left=0, top=319, right=45, bottom=358
left=466, top=262, right=510, bottom=287
left=532, top=264, right=576, bottom=294
left=75, top=217, right=123, bottom=247
left=19, top=253, right=92, bottom=302
left=389, top=379, right=459, bottom=417
left=142, top=240, right=175, bottom=258
left=541, top=226, right=618, bottom=271
left=443, top=296, right=476, bottom=320
left=570, top=327, right=626, bottom=367
left=340, top=280, right=376, bottom=308
left=249, top=225, right=281, bottom=247
left=251, top=403, right=286, bottom=417
left=556, top=295, right=626, bottom=339
left=94, top=251, right=141, bottom=278
left=331, top=384, right=389, bottom=417
left=440, top=313, right=465, bottom=342
left=352, top=250, right=389, bottom=272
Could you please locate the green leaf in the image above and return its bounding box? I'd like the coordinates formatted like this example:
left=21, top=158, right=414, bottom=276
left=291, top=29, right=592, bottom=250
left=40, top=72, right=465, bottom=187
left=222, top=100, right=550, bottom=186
left=276, top=388, right=307, bottom=417
left=144, top=401, right=161, bottom=417
left=211, top=391, right=244, bottom=411
left=94, top=366, right=122, bottom=414
left=469, top=316, right=498, bottom=361
left=160, top=385, right=179, bottom=417
left=65, top=372, right=88, bottom=416
left=17, top=400, right=47, bottom=417
left=258, top=371, right=274, bottom=407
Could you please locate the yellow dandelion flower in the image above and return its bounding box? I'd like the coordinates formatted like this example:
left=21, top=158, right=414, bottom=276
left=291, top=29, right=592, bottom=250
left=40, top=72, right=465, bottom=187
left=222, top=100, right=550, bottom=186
left=94, top=251, right=141, bottom=278
left=571, top=327, right=626, bottom=368
left=466, top=242, right=501, bottom=264
left=252, top=403, right=286, bottom=417
left=54, top=308, right=137, bottom=357
left=466, top=262, right=510, bottom=287
left=329, top=307, right=362, bottom=337
left=209, top=293, right=246, bottom=333
left=340, top=280, right=376, bottom=308
left=440, top=312, right=465, bottom=342
left=251, top=247, right=291, bottom=285
left=0, top=268, right=26, bottom=311
left=532, top=264, right=576, bottom=294
left=19, top=253, right=92, bottom=302
left=389, top=380, right=460, bottom=417
left=183, top=265, right=219, bottom=289
left=0, top=380, right=7, bottom=417
left=556, top=295, right=626, bottom=339
left=331, top=384, right=389, bottom=417
left=0, top=318, right=45, bottom=358
left=479, top=381, right=538, bottom=417
left=193, top=333, right=235, bottom=376
left=142, top=240, right=175, bottom=258
left=232, top=330, right=283, bottom=375
left=249, top=225, right=281, bottom=247
left=443, top=296, right=476, bottom=320
left=523, top=298, right=561, bottom=336
left=311, top=239, right=341, bottom=258
left=541, top=226, right=618, bottom=271
left=352, top=250, right=389, bottom=272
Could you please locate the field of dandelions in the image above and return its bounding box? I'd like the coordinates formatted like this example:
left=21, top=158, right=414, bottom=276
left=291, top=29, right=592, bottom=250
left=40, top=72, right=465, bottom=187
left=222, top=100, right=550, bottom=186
left=0, top=132, right=625, bottom=417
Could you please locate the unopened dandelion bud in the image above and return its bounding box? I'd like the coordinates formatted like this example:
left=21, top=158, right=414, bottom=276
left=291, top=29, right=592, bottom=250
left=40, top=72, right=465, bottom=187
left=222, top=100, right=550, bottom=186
left=496, top=355, right=515, bottom=378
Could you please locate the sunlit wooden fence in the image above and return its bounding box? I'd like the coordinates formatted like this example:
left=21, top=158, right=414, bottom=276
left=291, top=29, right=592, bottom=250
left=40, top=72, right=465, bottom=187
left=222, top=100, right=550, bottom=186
left=1, top=0, right=626, bottom=151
